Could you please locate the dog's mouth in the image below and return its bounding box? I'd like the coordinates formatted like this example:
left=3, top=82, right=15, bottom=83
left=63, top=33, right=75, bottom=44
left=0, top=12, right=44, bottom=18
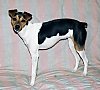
left=13, top=29, right=20, bottom=34
left=13, top=25, right=21, bottom=34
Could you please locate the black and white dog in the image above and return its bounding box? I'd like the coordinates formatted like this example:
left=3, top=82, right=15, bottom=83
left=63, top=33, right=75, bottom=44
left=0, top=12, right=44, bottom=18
left=8, top=9, right=88, bottom=86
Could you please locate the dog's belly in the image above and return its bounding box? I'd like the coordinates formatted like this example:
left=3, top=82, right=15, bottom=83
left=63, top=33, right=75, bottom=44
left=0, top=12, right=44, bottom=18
left=39, top=34, right=60, bottom=49
left=39, top=30, right=73, bottom=50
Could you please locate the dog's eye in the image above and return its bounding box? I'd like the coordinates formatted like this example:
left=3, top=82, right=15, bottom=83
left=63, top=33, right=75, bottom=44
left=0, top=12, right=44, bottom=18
left=21, top=20, right=25, bottom=22
left=12, top=18, right=17, bottom=21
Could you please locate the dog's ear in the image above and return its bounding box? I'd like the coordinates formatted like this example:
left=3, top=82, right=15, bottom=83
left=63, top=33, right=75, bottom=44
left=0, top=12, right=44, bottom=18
left=23, top=12, right=32, bottom=21
left=8, top=9, right=18, bottom=18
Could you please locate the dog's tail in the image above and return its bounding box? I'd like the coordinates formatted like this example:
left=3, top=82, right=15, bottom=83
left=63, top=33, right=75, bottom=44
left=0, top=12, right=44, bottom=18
left=80, top=22, right=88, bottom=28
left=73, top=21, right=87, bottom=49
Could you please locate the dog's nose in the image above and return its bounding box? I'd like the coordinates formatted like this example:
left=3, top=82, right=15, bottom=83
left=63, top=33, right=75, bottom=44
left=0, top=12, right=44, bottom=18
left=15, top=25, right=20, bottom=30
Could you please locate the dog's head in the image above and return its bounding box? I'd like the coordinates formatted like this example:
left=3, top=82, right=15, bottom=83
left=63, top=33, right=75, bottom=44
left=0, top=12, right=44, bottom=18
left=8, top=9, right=32, bottom=34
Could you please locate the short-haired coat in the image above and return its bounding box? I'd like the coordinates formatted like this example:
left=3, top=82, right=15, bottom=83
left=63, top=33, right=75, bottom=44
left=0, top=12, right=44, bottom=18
left=8, top=9, right=88, bottom=86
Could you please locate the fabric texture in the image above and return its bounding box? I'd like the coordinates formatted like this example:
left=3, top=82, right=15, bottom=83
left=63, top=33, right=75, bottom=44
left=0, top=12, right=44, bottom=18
left=0, top=0, right=100, bottom=89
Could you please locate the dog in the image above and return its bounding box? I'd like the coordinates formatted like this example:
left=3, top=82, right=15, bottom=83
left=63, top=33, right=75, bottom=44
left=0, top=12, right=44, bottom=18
left=8, top=9, right=88, bottom=86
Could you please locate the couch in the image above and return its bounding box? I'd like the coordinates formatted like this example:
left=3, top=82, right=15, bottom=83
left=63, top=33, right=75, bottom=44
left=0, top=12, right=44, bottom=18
left=0, top=0, right=100, bottom=89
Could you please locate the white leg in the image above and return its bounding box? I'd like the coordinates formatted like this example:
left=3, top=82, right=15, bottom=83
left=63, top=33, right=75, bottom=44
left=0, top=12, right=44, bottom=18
left=30, top=57, right=38, bottom=86
left=77, top=50, right=88, bottom=76
left=29, top=46, right=39, bottom=86
left=68, top=38, right=80, bottom=72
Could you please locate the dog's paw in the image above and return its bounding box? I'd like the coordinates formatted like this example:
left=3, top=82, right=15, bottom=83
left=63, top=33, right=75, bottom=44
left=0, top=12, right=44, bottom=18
left=83, top=71, right=87, bottom=76
left=30, top=81, right=35, bottom=86
left=72, top=68, right=78, bottom=72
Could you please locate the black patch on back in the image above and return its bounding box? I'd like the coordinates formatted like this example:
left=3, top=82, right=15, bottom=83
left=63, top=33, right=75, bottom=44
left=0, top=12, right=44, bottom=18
left=38, top=18, right=87, bottom=47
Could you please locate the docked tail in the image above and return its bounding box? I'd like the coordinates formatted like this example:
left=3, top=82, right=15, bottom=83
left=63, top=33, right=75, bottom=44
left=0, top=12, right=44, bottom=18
left=80, top=22, right=88, bottom=28
left=73, top=21, right=87, bottom=48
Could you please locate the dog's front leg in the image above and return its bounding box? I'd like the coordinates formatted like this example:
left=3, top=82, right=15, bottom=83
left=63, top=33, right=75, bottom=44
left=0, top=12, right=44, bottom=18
left=30, top=55, right=38, bottom=86
left=28, top=45, right=39, bottom=86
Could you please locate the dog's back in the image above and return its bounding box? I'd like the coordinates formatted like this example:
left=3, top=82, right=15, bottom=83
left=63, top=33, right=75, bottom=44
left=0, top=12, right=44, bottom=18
left=38, top=18, right=87, bottom=49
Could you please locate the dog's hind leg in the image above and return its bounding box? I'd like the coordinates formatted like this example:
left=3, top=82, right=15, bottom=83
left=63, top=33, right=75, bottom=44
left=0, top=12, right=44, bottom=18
left=74, top=41, right=88, bottom=76
left=68, top=38, right=80, bottom=72
left=77, top=50, right=88, bottom=76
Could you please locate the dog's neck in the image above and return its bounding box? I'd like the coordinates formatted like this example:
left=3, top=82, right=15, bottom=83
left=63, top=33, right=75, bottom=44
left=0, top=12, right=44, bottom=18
left=18, top=22, right=42, bottom=47
left=18, top=22, right=33, bottom=38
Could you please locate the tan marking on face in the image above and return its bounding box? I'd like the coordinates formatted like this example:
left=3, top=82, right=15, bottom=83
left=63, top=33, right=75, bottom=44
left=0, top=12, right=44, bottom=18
left=9, top=10, right=32, bottom=33
left=11, top=15, right=27, bottom=31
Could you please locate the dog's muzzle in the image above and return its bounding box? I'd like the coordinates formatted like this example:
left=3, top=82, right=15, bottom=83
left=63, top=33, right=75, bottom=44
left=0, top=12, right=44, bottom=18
left=14, top=25, right=20, bottom=34
left=15, top=25, right=20, bottom=30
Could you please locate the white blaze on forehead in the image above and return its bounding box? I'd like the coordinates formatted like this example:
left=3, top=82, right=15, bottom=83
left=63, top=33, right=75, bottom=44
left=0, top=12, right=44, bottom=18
left=15, top=15, right=24, bottom=21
